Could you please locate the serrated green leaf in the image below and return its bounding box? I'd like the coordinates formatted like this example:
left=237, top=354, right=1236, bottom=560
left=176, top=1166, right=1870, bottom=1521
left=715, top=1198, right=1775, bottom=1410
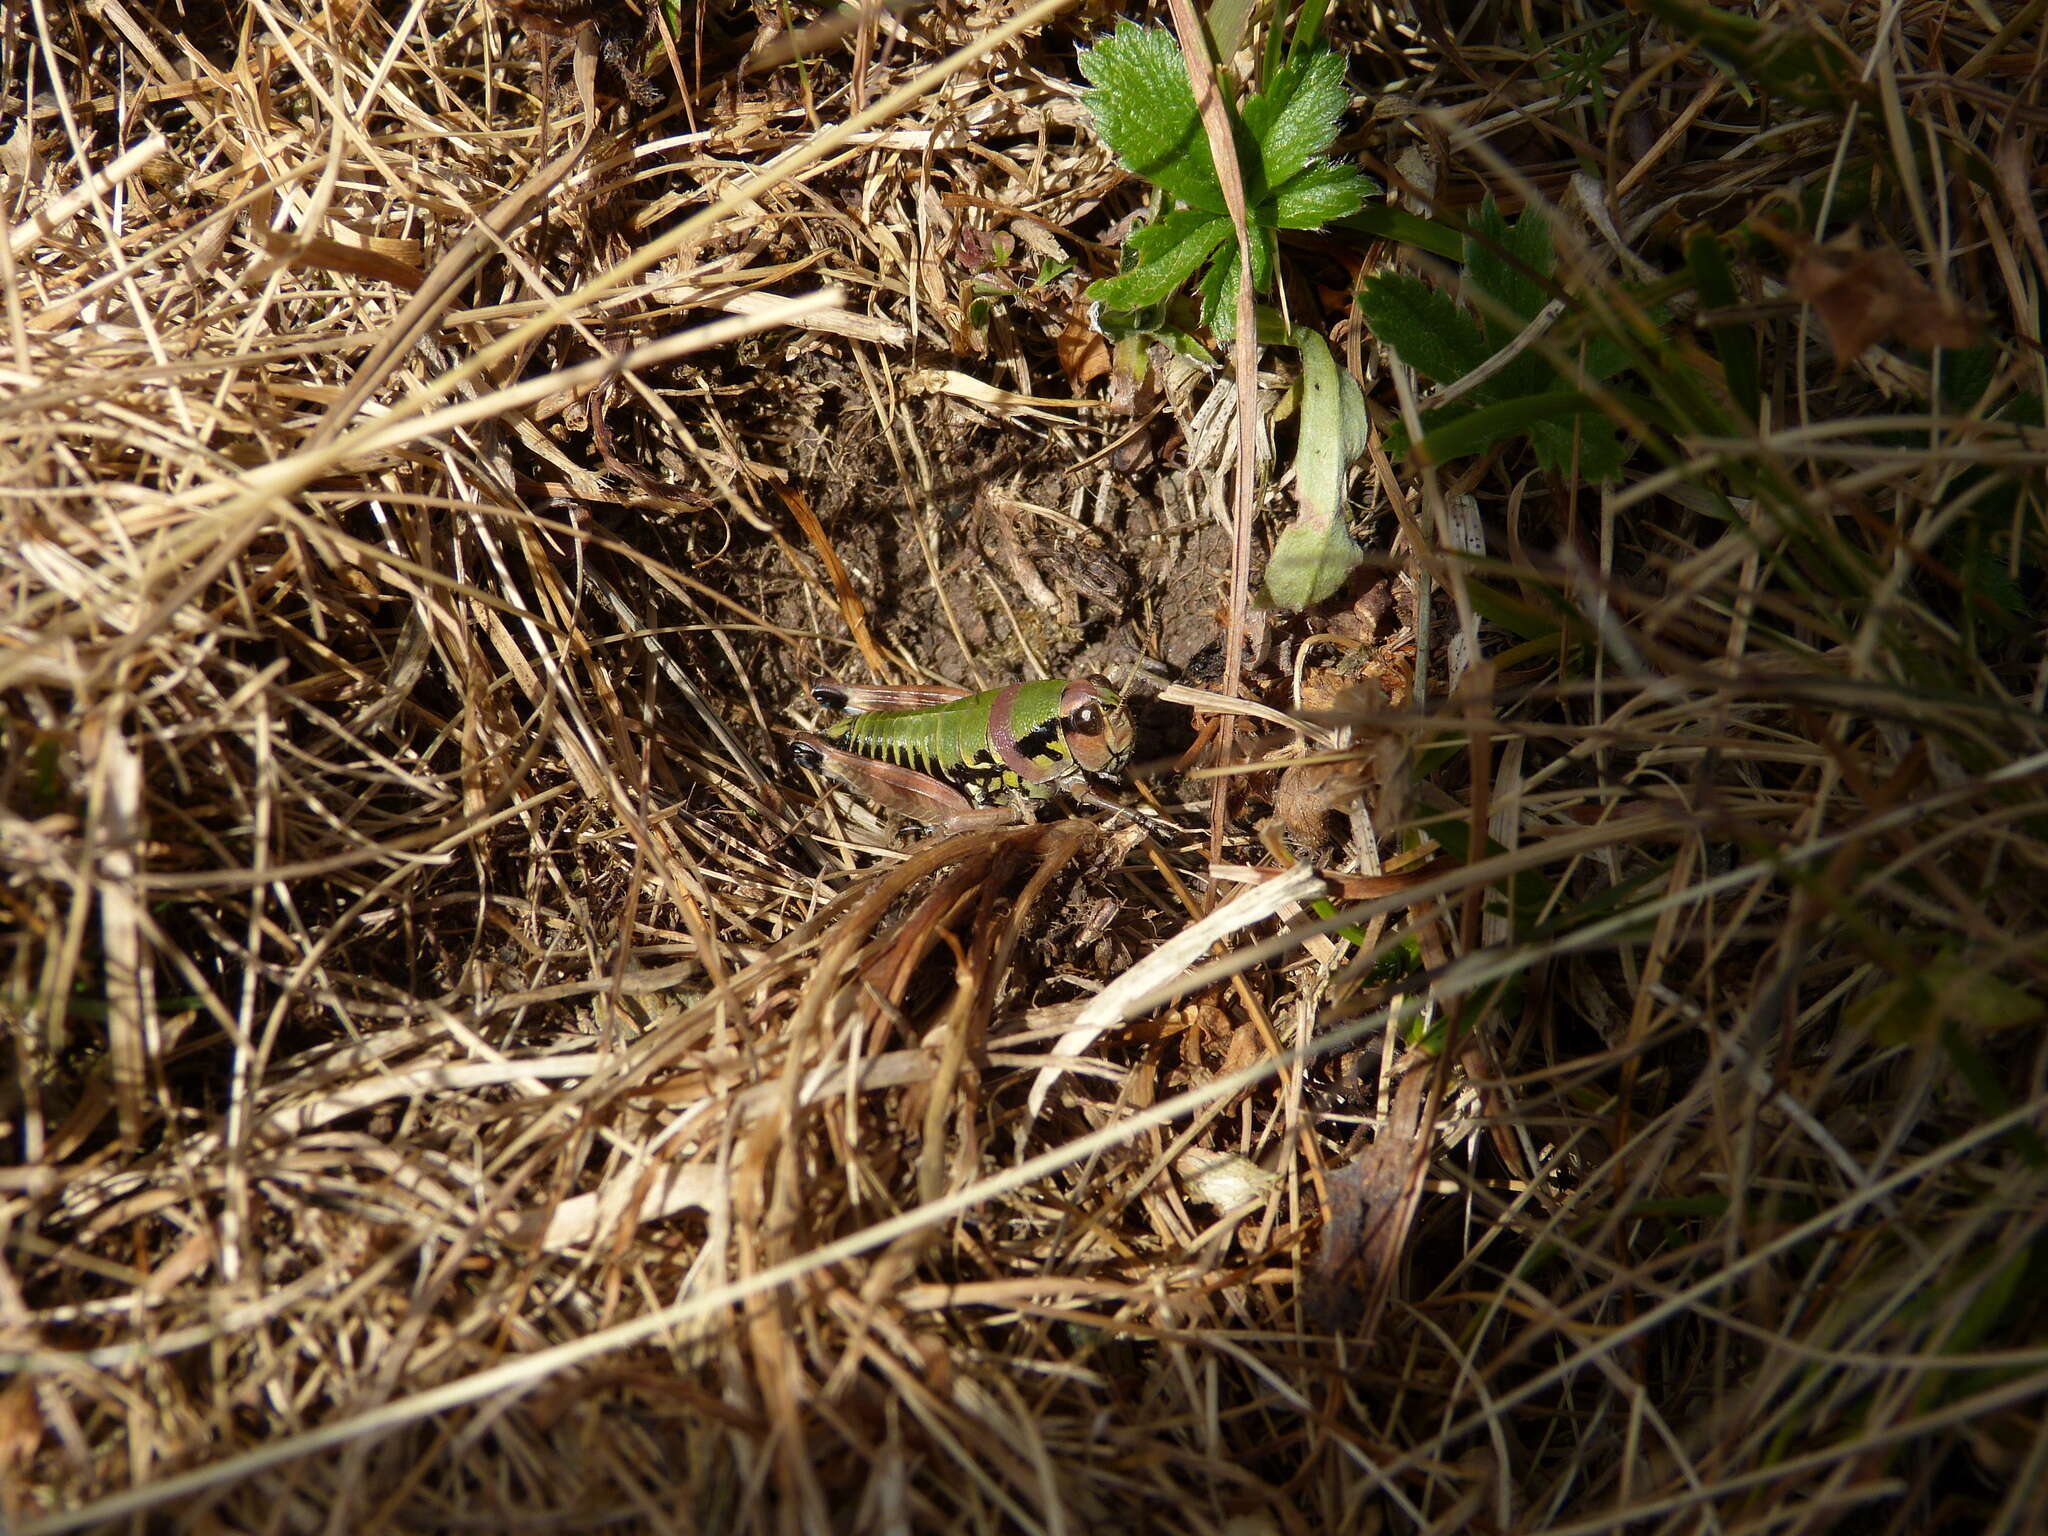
left=1357, top=272, right=1492, bottom=383
left=1079, top=24, right=1225, bottom=213
left=1082, top=30, right=1376, bottom=340
left=1269, top=161, right=1372, bottom=228
left=1250, top=224, right=1274, bottom=290
left=1086, top=211, right=1231, bottom=312
left=1199, top=240, right=1243, bottom=341
left=1530, top=410, right=1627, bottom=480
left=1197, top=229, right=1278, bottom=342
left=1577, top=330, right=1638, bottom=383
left=1465, top=196, right=1552, bottom=339
left=1242, top=50, right=1348, bottom=191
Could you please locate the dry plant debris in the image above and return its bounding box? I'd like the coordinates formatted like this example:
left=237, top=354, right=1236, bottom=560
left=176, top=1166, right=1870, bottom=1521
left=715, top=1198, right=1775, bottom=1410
left=4, top=2, right=2047, bottom=1534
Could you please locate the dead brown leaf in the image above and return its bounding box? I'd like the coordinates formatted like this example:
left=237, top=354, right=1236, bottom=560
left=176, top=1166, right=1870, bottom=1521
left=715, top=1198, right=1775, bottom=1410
left=1057, top=305, right=1111, bottom=387
left=1772, top=228, right=1977, bottom=365
left=0, top=1376, right=45, bottom=1514
left=1304, top=1064, right=1433, bottom=1336
left=1274, top=757, right=1366, bottom=852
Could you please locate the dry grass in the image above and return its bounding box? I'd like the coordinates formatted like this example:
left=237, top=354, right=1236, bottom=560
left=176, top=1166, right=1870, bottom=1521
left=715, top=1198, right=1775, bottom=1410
left=5, top=1, right=2047, bottom=1533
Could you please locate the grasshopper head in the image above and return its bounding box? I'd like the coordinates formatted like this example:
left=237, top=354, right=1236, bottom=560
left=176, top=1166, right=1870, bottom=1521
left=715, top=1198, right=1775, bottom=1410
left=1060, top=676, right=1134, bottom=776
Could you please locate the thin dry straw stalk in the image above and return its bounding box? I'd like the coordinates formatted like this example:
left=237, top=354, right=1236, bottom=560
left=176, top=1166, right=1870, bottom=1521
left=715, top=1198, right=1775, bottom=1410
left=5, top=134, right=168, bottom=260
left=13, top=988, right=1435, bottom=1535
left=1026, top=859, right=1324, bottom=1120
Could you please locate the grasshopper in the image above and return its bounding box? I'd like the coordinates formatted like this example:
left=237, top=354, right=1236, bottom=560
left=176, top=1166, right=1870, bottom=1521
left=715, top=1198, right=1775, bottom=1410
left=789, top=676, right=1136, bottom=833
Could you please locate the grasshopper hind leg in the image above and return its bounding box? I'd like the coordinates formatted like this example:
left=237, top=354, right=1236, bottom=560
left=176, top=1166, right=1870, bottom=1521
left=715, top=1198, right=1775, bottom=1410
left=790, top=734, right=1018, bottom=834
left=810, top=680, right=974, bottom=714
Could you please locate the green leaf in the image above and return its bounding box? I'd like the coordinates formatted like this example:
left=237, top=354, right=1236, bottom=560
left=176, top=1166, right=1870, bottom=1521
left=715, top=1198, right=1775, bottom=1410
left=1357, top=272, right=1493, bottom=383
left=1364, top=259, right=1634, bottom=480
left=1932, top=344, right=1998, bottom=411
left=1338, top=204, right=1464, bottom=259
left=1849, top=958, right=2048, bottom=1047
left=1529, top=410, right=1627, bottom=480
left=1080, top=30, right=1377, bottom=342
left=1242, top=50, right=1348, bottom=192
left=1199, top=240, right=1245, bottom=341
left=1266, top=518, right=1364, bottom=610
left=1406, top=391, right=1625, bottom=480
left=1080, top=24, right=1224, bottom=214
left=1086, top=211, right=1230, bottom=312
left=1265, top=328, right=1369, bottom=609
left=1412, top=390, right=1584, bottom=462
left=1292, top=327, right=1370, bottom=509
left=1195, top=229, right=1276, bottom=343
left=1249, top=223, right=1274, bottom=291
left=1466, top=579, right=1586, bottom=643
left=1465, top=196, right=1552, bottom=338
left=1685, top=230, right=1760, bottom=420
left=1576, top=329, right=1638, bottom=383
left=1269, top=161, right=1372, bottom=228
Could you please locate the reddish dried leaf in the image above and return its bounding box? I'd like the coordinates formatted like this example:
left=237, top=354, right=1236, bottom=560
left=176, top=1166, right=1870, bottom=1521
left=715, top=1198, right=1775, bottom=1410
left=1784, top=239, right=1976, bottom=364
left=1057, top=310, right=1110, bottom=387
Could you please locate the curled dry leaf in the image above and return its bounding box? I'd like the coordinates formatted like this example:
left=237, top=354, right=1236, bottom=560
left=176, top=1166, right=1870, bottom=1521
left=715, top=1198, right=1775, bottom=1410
left=1327, top=579, right=1395, bottom=643
left=1295, top=666, right=1354, bottom=714
left=1771, top=229, right=1978, bottom=365
left=1274, top=757, right=1370, bottom=853
left=1176, top=1147, right=1281, bottom=1210
left=1057, top=304, right=1112, bottom=387
left=1305, top=1065, right=1432, bottom=1336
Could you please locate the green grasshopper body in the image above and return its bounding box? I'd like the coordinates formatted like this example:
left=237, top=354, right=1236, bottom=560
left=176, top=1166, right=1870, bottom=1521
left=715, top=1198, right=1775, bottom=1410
left=789, top=677, right=1135, bottom=831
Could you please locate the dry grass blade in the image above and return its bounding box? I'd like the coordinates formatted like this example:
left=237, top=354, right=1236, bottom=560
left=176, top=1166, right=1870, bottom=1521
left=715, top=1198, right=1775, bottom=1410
left=6, top=3, right=2048, bottom=1534
left=777, top=484, right=888, bottom=678
left=1164, top=0, right=1264, bottom=867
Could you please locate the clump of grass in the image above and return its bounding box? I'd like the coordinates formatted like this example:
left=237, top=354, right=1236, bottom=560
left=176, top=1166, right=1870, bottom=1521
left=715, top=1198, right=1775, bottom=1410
left=4, top=3, right=2045, bottom=1534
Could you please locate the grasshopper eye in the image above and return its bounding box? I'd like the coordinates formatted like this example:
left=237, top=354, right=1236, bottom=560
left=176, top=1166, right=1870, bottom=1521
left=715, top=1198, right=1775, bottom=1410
left=1059, top=677, right=1133, bottom=775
